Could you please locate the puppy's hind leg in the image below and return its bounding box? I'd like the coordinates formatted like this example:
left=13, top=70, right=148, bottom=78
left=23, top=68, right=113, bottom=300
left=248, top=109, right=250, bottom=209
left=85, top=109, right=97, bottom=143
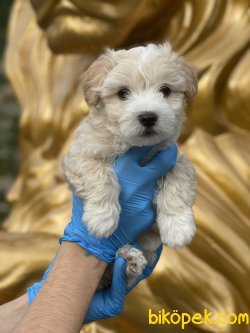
left=138, top=224, right=162, bottom=265
left=116, top=245, right=147, bottom=287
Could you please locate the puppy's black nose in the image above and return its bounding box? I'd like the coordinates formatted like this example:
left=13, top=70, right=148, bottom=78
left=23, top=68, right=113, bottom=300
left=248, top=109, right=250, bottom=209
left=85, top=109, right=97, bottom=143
left=138, top=112, right=158, bottom=127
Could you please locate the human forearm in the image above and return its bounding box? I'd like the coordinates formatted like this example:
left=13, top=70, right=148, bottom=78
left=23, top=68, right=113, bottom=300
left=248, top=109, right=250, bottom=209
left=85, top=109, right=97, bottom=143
left=14, top=242, right=107, bottom=333
left=0, top=294, right=28, bottom=333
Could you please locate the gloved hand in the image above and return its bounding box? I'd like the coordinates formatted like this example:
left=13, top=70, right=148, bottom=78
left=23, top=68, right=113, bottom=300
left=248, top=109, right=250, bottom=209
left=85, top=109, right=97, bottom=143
left=60, top=145, right=177, bottom=262
left=28, top=145, right=177, bottom=307
left=84, top=244, right=163, bottom=322
left=28, top=244, right=163, bottom=322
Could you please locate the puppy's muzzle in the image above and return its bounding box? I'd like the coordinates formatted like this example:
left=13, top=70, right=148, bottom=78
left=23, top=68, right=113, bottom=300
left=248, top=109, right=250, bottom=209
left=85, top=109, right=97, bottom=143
left=138, top=112, right=158, bottom=128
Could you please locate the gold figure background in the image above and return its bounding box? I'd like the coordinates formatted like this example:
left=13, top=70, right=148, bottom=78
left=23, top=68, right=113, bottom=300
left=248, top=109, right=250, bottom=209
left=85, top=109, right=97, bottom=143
left=1, top=0, right=249, bottom=332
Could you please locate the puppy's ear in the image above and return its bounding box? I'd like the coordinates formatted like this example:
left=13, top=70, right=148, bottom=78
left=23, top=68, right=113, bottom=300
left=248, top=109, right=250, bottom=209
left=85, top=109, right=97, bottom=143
left=82, top=50, right=116, bottom=107
left=180, top=60, right=198, bottom=100
left=160, top=42, right=198, bottom=100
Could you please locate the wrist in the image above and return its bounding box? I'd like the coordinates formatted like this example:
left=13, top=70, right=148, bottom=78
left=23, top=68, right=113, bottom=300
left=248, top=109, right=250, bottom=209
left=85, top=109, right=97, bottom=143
left=60, top=241, right=108, bottom=272
left=60, top=224, right=117, bottom=263
left=27, top=242, right=108, bottom=312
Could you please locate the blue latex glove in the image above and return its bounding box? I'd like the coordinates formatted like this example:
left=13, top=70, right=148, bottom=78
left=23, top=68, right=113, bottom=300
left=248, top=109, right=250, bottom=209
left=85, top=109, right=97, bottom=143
left=28, top=145, right=177, bottom=312
left=84, top=244, right=163, bottom=322
left=28, top=244, right=163, bottom=322
left=60, top=145, right=177, bottom=262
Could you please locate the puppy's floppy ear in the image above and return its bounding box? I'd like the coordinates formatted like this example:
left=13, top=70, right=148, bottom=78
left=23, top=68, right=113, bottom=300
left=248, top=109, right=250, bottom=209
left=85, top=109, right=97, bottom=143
left=180, top=59, right=198, bottom=100
left=160, top=42, right=198, bottom=100
left=82, top=49, right=116, bottom=107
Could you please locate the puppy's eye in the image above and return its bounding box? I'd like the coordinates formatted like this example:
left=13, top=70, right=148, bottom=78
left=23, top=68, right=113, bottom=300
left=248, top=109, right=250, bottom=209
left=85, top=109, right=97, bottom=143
left=159, top=85, right=171, bottom=97
left=117, top=88, right=130, bottom=100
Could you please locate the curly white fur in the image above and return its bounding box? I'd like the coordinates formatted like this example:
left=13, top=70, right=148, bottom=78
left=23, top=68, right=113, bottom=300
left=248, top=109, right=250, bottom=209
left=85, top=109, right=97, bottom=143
left=63, top=42, right=198, bottom=285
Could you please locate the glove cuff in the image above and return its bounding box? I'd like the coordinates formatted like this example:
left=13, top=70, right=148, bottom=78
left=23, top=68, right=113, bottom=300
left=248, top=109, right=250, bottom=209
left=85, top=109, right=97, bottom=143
left=60, top=223, right=116, bottom=263
left=27, top=282, right=42, bottom=304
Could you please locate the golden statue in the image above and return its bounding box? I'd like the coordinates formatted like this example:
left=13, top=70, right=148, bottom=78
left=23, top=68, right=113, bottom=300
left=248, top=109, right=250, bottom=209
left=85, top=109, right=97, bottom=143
left=1, top=0, right=249, bottom=332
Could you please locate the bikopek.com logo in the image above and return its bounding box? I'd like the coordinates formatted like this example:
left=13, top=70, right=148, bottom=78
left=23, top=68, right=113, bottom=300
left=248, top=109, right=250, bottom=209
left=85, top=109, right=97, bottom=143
left=148, top=308, right=249, bottom=330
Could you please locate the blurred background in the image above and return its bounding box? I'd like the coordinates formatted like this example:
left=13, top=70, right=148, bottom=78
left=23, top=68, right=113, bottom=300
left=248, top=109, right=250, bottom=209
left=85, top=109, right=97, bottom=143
left=0, top=1, right=249, bottom=333
left=0, top=2, right=19, bottom=224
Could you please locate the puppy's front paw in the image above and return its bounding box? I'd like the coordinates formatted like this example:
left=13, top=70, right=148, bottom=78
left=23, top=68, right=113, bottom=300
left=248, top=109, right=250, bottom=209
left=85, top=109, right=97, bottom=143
left=116, top=245, right=147, bottom=287
left=158, top=208, right=196, bottom=248
left=83, top=201, right=120, bottom=238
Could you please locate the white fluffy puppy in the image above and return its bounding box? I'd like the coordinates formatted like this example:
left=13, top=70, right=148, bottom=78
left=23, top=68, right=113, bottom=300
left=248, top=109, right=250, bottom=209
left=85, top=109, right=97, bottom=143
left=63, top=42, right=197, bottom=285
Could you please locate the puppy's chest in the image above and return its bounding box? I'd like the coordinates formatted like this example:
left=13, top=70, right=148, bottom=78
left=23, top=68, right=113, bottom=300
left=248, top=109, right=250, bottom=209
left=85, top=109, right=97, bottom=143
left=84, top=131, right=129, bottom=164
left=101, top=141, right=130, bottom=165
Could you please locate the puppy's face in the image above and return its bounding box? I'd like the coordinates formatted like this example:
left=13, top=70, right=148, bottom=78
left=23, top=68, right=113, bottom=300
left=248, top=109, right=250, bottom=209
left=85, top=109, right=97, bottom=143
left=83, top=43, right=198, bottom=146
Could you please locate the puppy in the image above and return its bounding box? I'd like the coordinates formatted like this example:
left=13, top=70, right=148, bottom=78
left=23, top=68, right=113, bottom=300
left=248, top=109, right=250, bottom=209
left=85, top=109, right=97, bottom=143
left=63, top=42, right=197, bottom=286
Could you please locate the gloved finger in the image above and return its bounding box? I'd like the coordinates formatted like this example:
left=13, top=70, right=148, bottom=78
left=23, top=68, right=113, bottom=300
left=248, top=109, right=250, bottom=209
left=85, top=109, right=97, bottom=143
left=84, top=258, right=127, bottom=323
left=142, top=144, right=178, bottom=177
left=110, top=256, right=127, bottom=301
left=72, top=194, right=84, bottom=220
left=84, top=258, right=127, bottom=324
left=114, top=146, right=153, bottom=168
